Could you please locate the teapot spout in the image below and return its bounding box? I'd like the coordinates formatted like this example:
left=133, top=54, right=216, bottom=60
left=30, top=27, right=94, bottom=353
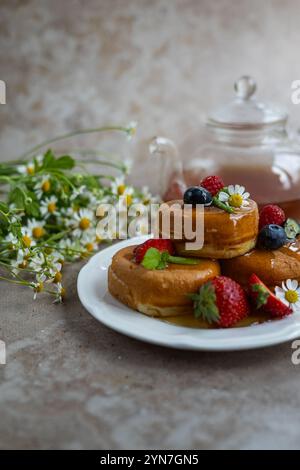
left=149, top=136, right=186, bottom=201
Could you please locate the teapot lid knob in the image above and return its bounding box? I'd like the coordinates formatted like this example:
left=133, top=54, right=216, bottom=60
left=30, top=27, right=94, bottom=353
left=234, top=76, right=256, bottom=100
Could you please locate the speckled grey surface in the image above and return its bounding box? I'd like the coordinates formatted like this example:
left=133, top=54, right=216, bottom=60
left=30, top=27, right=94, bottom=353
left=1, top=0, right=300, bottom=450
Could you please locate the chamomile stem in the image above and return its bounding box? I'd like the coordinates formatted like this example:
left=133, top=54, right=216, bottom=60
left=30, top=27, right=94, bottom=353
left=168, top=255, right=200, bottom=265
left=18, top=126, right=131, bottom=160
left=212, top=197, right=234, bottom=214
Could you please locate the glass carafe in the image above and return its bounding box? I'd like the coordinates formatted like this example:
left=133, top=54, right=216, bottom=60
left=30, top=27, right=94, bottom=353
left=160, top=76, right=300, bottom=219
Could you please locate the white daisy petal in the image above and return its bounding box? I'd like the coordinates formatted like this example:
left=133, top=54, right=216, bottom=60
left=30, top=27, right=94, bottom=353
left=242, top=192, right=250, bottom=200
left=286, top=279, right=294, bottom=290
left=281, top=281, right=288, bottom=291
left=218, top=192, right=229, bottom=202
left=275, top=286, right=285, bottom=297
left=227, top=185, right=235, bottom=195
left=237, top=185, right=245, bottom=194
left=291, top=279, right=298, bottom=290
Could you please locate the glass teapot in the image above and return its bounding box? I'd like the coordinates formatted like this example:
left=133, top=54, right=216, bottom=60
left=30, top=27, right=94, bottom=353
left=152, top=76, right=300, bottom=219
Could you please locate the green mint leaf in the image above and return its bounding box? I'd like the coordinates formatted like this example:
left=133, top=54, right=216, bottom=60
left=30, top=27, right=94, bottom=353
left=141, top=247, right=165, bottom=270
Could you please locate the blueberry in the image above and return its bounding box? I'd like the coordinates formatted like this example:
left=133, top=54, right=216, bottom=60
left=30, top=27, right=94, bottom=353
left=183, top=186, right=213, bottom=206
left=257, top=224, right=287, bottom=250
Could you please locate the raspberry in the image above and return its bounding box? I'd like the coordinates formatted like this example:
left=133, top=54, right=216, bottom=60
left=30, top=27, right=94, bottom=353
left=259, top=204, right=286, bottom=230
left=134, top=239, right=175, bottom=264
left=200, top=175, right=225, bottom=196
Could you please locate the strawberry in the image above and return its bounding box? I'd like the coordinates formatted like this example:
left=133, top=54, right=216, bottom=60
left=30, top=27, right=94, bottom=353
left=248, top=273, right=292, bottom=318
left=200, top=175, right=225, bottom=196
left=189, top=276, right=250, bottom=328
left=134, top=238, right=175, bottom=264
left=259, top=204, right=286, bottom=230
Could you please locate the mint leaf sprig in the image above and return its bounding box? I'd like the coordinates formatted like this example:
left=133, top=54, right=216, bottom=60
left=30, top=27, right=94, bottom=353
left=141, top=247, right=200, bottom=270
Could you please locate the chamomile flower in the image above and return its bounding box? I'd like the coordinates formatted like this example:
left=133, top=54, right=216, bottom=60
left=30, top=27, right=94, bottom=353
left=275, top=279, right=300, bottom=311
left=11, top=249, right=29, bottom=275
left=26, top=219, right=46, bottom=240
left=126, top=121, right=138, bottom=140
left=34, top=175, right=51, bottom=199
left=31, top=272, right=47, bottom=299
left=119, top=186, right=134, bottom=206
left=72, top=209, right=95, bottom=237
left=53, top=282, right=66, bottom=303
left=141, top=186, right=160, bottom=205
left=17, top=161, right=35, bottom=176
left=4, top=232, right=19, bottom=249
left=29, top=252, right=45, bottom=273
left=218, top=185, right=250, bottom=208
left=82, top=236, right=98, bottom=253
left=21, top=226, right=36, bottom=248
left=40, top=196, right=59, bottom=218
left=70, top=185, right=87, bottom=201
left=111, top=176, right=127, bottom=196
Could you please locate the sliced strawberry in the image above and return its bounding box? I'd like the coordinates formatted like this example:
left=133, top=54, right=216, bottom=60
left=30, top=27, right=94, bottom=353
left=134, top=238, right=175, bottom=264
left=248, top=273, right=292, bottom=318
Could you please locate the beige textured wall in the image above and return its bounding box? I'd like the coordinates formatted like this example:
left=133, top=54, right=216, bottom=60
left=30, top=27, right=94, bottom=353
left=1, top=0, right=300, bottom=172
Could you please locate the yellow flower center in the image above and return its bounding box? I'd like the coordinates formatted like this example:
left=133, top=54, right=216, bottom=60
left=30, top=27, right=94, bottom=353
left=41, top=180, right=51, bottom=192
left=32, top=226, right=44, bottom=239
left=18, top=260, right=28, bottom=269
left=47, top=202, right=56, bottom=213
left=85, top=242, right=94, bottom=252
left=26, top=165, right=35, bottom=175
left=126, top=194, right=132, bottom=206
left=22, top=235, right=32, bottom=248
left=228, top=194, right=243, bottom=208
left=54, top=271, right=62, bottom=283
left=118, top=184, right=126, bottom=195
left=285, top=290, right=299, bottom=304
left=79, top=217, right=91, bottom=230
left=36, top=282, right=44, bottom=293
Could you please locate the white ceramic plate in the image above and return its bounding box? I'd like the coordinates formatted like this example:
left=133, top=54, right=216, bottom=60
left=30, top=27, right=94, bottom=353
left=77, top=236, right=300, bottom=351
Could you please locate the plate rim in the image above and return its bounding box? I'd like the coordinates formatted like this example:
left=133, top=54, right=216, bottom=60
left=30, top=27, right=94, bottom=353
left=77, top=236, right=300, bottom=351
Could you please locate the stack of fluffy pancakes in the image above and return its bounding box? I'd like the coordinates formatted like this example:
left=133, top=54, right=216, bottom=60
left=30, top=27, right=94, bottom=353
left=108, top=198, right=300, bottom=317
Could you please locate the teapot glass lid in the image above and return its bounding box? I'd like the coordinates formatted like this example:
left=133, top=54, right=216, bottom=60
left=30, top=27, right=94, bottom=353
left=206, top=76, right=287, bottom=130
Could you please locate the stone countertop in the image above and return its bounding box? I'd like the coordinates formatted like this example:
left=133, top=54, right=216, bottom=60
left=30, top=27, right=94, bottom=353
left=1, top=257, right=300, bottom=450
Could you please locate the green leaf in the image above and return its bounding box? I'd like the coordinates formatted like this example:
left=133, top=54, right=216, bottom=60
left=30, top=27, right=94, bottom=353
left=55, top=155, right=75, bottom=170
left=42, top=149, right=56, bottom=168
left=25, top=200, right=40, bottom=218
left=9, top=187, right=25, bottom=209
left=141, top=248, right=166, bottom=270
left=187, top=282, right=220, bottom=323
left=250, top=283, right=269, bottom=309
left=42, top=150, right=75, bottom=170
